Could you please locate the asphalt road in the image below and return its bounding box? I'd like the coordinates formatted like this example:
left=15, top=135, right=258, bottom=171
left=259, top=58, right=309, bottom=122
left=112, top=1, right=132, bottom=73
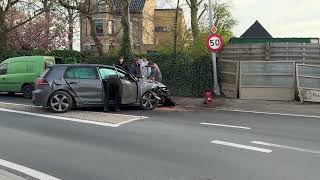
left=0, top=94, right=320, bottom=180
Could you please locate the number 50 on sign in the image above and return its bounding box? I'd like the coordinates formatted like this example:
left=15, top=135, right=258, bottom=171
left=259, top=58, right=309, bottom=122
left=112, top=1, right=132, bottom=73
left=207, top=34, right=224, bottom=53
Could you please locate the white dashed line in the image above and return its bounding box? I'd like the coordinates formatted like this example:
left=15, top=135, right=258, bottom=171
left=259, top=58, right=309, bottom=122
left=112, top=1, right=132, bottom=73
left=251, top=141, right=320, bottom=154
left=211, top=140, right=272, bottom=153
left=217, top=108, right=320, bottom=119
left=201, top=122, right=251, bottom=129
left=0, top=158, right=61, bottom=180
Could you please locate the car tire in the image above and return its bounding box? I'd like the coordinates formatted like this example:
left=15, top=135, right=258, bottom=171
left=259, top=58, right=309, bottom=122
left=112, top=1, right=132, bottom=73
left=22, top=84, right=34, bottom=99
left=140, top=91, right=158, bottom=110
left=48, top=91, right=73, bottom=113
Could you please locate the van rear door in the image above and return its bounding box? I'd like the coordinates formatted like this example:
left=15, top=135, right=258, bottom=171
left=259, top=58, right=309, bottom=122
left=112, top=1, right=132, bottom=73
left=0, top=63, right=8, bottom=92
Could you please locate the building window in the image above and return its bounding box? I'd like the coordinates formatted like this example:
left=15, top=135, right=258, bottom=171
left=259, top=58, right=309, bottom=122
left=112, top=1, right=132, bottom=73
left=155, top=26, right=167, bottom=32
left=95, top=20, right=103, bottom=35
left=106, top=20, right=114, bottom=35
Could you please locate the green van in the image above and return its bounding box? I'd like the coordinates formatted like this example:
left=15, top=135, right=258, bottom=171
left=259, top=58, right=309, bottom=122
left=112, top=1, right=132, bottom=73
left=0, top=56, right=63, bottom=98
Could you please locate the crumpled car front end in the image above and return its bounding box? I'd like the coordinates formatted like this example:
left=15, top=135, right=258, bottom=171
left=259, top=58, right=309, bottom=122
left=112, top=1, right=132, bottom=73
left=139, top=80, right=175, bottom=107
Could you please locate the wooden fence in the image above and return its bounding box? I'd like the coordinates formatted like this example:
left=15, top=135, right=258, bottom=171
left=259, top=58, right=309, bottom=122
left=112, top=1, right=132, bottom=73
left=218, top=43, right=320, bottom=98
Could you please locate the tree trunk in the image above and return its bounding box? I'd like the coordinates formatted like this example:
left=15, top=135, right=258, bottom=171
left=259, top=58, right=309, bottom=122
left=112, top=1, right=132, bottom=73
left=120, top=0, right=133, bottom=59
left=43, top=0, right=50, bottom=50
left=87, top=15, right=104, bottom=56
left=0, top=14, right=8, bottom=53
left=67, top=10, right=74, bottom=50
left=190, top=0, right=200, bottom=41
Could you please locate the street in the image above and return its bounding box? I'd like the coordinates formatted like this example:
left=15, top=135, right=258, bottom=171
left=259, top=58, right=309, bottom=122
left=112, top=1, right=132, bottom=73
left=0, top=95, right=320, bottom=180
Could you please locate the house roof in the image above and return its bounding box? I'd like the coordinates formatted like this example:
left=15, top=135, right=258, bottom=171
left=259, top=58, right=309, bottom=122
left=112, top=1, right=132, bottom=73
left=240, top=20, right=273, bottom=38
left=113, top=0, right=146, bottom=13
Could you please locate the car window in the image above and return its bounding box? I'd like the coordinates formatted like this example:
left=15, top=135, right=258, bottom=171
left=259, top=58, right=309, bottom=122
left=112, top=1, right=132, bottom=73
left=65, top=67, right=98, bottom=79
left=0, top=63, right=8, bottom=75
left=99, top=68, right=126, bottom=79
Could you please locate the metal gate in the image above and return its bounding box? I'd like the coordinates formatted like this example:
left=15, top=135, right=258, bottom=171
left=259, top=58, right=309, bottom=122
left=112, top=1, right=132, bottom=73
left=296, top=64, right=320, bottom=103
left=239, top=61, right=295, bottom=100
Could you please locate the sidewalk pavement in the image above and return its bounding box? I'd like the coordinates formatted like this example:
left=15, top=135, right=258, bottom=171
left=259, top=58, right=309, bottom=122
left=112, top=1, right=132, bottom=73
left=165, top=96, right=320, bottom=117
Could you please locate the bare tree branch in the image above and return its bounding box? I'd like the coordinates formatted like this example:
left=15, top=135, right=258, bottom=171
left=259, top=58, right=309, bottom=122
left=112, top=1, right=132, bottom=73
left=8, top=10, right=44, bottom=31
left=197, top=4, right=207, bottom=20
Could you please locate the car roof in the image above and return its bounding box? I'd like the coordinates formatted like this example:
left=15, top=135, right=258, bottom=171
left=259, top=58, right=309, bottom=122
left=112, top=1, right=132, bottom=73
left=49, top=64, right=128, bottom=73
left=3, top=56, right=54, bottom=63
left=50, top=64, right=114, bottom=68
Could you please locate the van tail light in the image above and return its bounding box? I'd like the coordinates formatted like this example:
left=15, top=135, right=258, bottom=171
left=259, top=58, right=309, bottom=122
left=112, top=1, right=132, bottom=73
left=37, top=78, right=49, bottom=86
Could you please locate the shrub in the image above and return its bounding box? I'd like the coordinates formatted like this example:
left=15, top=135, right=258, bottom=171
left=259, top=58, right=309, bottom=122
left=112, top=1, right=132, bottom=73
left=0, top=49, right=213, bottom=97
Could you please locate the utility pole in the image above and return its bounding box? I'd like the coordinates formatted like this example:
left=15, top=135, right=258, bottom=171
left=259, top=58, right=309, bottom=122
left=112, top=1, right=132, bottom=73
left=208, top=0, right=220, bottom=95
left=173, top=0, right=180, bottom=55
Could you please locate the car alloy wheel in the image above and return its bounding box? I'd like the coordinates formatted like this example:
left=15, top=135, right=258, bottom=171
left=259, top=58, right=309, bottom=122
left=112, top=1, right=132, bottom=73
left=49, top=91, right=73, bottom=113
left=141, top=91, right=158, bottom=110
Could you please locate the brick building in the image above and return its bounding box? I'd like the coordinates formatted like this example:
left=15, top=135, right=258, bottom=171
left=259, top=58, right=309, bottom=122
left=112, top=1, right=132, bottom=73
left=80, top=0, right=186, bottom=55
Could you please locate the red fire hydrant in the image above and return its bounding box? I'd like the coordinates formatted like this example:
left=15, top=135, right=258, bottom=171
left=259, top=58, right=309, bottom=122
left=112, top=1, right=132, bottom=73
left=203, top=91, right=214, bottom=107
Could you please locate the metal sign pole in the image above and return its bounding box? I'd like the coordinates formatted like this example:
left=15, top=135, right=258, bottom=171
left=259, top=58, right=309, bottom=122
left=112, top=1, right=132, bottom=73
left=208, top=0, right=220, bottom=95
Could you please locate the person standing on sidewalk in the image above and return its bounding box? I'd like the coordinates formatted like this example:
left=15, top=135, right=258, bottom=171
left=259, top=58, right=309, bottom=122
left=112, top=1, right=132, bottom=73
left=129, top=58, right=141, bottom=78
left=140, top=57, right=149, bottom=79
left=117, top=56, right=128, bottom=71
left=148, top=62, right=162, bottom=82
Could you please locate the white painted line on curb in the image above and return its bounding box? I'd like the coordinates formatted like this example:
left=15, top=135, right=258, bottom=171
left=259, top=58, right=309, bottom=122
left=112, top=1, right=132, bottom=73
left=0, top=102, right=35, bottom=107
left=0, top=108, right=145, bottom=128
left=251, top=141, right=320, bottom=154
left=0, top=158, right=61, bottom=180
left=211, top=140, right=272, bottom=153
left=201, top=122, right=251, bottom=130
left=216, top=108, right=320, bottom=119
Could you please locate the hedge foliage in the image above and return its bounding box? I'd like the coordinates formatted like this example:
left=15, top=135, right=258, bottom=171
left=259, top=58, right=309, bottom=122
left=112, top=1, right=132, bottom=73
left=0, top=50, right=213, bottom=97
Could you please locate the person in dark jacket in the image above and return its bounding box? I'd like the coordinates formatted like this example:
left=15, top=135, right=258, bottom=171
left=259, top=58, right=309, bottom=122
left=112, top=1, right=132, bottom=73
left=117, top=56, right=128, bottom=71
left=129, top=58, right=141, bottom=78
left=148, top=62, right=162, bottom=82
left=102, top=76, right=123, bottom=112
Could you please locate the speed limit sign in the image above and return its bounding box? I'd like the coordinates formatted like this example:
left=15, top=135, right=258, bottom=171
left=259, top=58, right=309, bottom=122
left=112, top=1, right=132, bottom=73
left=207, top=34, right=224, bottom=52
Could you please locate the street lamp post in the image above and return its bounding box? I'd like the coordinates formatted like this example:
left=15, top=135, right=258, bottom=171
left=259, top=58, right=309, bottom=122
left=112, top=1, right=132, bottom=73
left=208, top=0, right=221, bottom=95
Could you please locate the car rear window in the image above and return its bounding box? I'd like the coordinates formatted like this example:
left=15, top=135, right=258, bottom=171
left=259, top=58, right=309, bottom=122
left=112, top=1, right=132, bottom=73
left=65, top=67, right=98, bottom=79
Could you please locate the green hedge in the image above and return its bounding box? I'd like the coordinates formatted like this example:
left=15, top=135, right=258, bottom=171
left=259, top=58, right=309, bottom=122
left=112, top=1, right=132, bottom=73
left=0, top=50, right=213, bottom=97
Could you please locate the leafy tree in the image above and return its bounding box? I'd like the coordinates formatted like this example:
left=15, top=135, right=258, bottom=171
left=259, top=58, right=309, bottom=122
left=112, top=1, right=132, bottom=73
left=185, top=0, right=207, bottom=42
left=58, top=0, right=108, bottom=56
left=119, top=0, right=133, bottom=60
left=7, top=9, right=67, bottom=50
left=186, top=1, right=237, bottom=57
left=0, top=0, right=44, bottom=53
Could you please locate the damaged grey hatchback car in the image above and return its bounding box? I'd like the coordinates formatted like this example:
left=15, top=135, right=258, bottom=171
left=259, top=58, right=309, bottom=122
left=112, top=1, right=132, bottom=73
left=32, top=64, right=173, bottom=113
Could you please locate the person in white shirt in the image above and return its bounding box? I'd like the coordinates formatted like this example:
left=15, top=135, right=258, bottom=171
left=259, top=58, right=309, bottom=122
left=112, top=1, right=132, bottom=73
left=139, top=57, right=150, bottom=79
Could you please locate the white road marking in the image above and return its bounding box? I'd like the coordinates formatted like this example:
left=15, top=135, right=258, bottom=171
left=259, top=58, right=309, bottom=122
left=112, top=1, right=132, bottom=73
left=211, top=140, right=272, bottom=153
left=0, top=108, right=146, bottom=128
left=201, top=122, right=251, bottom=130
left=0, top=158, right=61, bottom=180
left=217, top=108, right=320, bottom=119
left=0, top=101, right=148, bottom=118
left=251, top=141, right=320, bottom=154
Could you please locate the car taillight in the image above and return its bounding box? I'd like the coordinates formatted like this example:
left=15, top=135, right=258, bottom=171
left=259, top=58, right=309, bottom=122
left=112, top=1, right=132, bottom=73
left=37, top=78, right=49, bottom=86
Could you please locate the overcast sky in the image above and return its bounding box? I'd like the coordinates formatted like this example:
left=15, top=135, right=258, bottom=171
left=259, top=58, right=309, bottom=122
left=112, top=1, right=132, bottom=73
left=159, top=0, right=320, bottom=38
